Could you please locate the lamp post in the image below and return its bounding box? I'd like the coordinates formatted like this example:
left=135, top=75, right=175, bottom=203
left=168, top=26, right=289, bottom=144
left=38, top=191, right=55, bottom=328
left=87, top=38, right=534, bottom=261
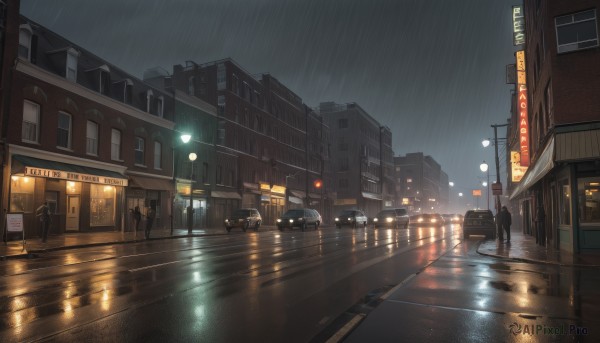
left=171, top=133, right=192, bottom=236
left=480, top=161, right=490, bottom=210
left=187, top=152, right=197, bottom=234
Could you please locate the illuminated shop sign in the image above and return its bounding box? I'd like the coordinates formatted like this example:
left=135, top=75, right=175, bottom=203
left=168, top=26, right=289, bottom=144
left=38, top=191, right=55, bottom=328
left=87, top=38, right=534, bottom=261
left=510, top=151, right=528, bottom=182
left=24, top=167, right=128, bottom=186
left=512, top=5, right=525, bottom=45
left=518, top=85, right=530, bottom=167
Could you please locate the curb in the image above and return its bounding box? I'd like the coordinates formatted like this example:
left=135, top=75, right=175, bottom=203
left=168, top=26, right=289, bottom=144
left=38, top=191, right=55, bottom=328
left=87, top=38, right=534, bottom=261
left=475, top=241, right=600, bottom=268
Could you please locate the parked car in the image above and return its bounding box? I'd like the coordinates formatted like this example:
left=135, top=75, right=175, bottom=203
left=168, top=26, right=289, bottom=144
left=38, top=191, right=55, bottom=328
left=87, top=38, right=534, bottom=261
left=224, top=208, right=262, bottom=232
left=277, top=208, right=321, bottom=231
left=372, top=208, right=410, bottom=229
left=442, top=214, right=464, bottom=224
left=410, top=213, right=445, bottom=227
left=335, top=209, right=368, bottom=229
left=463, top=210, right=496, bottom=239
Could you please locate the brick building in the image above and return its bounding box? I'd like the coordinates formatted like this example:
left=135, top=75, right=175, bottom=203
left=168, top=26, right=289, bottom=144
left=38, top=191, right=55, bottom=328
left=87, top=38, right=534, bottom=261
left=509, top=0, right=600, bottom=253
left=0, top=11, right=175, bottom=237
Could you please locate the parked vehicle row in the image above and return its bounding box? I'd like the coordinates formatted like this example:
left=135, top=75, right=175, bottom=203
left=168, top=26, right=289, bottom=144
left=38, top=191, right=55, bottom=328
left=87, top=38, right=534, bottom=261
left=224, top=208, right=467, bottom=232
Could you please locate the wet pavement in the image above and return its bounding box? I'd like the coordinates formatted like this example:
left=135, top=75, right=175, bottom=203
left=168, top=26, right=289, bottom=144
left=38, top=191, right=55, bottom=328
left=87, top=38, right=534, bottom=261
left=344, top=230, right=600, bottom=342
left=1, top=226, right=277, bottom=259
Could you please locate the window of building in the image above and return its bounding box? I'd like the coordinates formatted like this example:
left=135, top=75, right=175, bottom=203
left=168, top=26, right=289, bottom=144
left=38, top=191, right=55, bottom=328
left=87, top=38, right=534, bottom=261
left=98, top=67, right=110, bottom=95
left=188, top=76, right=195, bottom=95
left=202, top=162, right=209, bottom=184
left=111, top=129, right=121, bottom=160
left=157, top=96, right=164, bottom=118
left=218, top=95, right=225, bottom=115
left=216, top=165, right=223, bottom=185
left=135, top=137, right=145, bottom=165
left=578, top=178, right=600, bottom=223
left=146, top=90, right=154, bottom=113
left=90, top=184, right=115, bottom=226
left=556, top=9, right=598, bottom=53
left=10, top=176, right=35, bottom=213
left=560, top=180, right=571, bottom=225
left=154, top=141, right=162, bottom=169
left=18, top=24, right=32, bottom=61
left=86, top=121, right=98, bottom=155
left=232, top=74, right=239, bottom=95
left=124, top=80, right=133, bottom=104
left=66, top=49, right=78, bottom=82
left=217, top=63, right=226, bottom=90
left=338, top=137, right=348, bottom=151
left=57, top=111, right=72, bottom=149
left=22, top=100, right=40, bottom=143
left=339, top=157, right=349, bottom=171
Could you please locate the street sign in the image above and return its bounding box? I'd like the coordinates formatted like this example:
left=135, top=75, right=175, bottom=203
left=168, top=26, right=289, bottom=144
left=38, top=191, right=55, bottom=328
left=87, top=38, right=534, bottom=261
left=492, top=182, right=503, bottom=195
left=472, top=189, right=482, bottom=196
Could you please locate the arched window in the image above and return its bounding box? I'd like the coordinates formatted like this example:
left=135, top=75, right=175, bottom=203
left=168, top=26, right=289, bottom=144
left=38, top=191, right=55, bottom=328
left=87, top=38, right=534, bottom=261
left=18, top=24, right=33, bottom=61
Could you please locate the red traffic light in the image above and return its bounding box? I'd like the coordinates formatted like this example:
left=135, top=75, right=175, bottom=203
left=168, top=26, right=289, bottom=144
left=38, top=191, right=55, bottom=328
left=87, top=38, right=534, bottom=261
left=313, top=179, right=323, bottom=189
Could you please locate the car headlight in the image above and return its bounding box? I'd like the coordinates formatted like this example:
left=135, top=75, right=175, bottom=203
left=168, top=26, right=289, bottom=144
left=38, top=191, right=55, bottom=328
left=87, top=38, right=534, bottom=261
left=289, top=219, right=294, bottom=223
left=348, top=217, right=353, bottom=221
left=374, top=218, right=378, bottom=222
left=225, top=219, right=229, bottom=222
left=386, top=217, right=393, bottom=223
left=418, top=218, right=424, bottom=222
left=276, top=219, right=282, bottom=223
left=335, top=217, right=339, bottom=221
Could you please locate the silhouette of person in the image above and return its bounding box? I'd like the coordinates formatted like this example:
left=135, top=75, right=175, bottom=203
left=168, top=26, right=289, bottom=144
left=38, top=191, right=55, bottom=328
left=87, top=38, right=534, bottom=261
left=145, top=207, right=156, bottom=239
left=499, top=206, right=512, bottom=243
left=133, top=206, right=142, bottom=232
left=35, top=202, right=51, bottom=243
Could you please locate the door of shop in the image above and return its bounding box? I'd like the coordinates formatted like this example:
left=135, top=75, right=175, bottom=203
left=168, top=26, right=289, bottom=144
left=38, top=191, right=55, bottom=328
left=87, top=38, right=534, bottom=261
left=66, top=195, right=80, bottom=231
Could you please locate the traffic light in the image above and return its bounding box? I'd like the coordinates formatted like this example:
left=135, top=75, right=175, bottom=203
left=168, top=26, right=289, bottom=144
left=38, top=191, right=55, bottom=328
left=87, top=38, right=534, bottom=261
left=313, top=179, right=322, bottom=189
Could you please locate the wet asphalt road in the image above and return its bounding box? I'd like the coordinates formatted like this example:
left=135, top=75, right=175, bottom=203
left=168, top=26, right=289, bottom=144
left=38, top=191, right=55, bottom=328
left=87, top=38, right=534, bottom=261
left=0, top=225, right=461, bottom=342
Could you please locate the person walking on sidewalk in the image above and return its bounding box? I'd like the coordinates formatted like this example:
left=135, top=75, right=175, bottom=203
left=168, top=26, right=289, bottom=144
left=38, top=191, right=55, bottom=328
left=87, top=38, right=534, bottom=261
left=35, top=202, right=51, bottom=243
left=133, top=206, right=142, bottom=232
left=145, top=207, right=156, bottom=239
left=499, top=206, right=512, bottom=243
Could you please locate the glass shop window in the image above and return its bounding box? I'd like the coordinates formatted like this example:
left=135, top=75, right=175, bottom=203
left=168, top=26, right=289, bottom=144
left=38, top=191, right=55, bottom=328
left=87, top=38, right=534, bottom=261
left=90, top=184, right=115, bottom=226
left=10, top=176, right=35, bottom=213
left=578, top=177, right=600, bottom=224
left=559, top=179, right=571, bottom=225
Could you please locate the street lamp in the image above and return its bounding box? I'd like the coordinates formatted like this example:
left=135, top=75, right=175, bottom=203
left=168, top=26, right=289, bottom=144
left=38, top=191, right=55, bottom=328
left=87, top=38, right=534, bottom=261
left=480, top=161, right=490, bottom=210
left=171, top=133, right=192, bottom=235
left=482, top=139, right=490, bottom=148
left=187, top=152, right=197, bottom=234
left=449, top=181, right=454, bottom=187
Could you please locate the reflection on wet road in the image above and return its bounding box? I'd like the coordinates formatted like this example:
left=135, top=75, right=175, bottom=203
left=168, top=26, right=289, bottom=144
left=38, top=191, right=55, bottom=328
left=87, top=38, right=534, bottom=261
left=0, top=225, right=460, bottom=342
left=346, top=237, right=600, bottom=342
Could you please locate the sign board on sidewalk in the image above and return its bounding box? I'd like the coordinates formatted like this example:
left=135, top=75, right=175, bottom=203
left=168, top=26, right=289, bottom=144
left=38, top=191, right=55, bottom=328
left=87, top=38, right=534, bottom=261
left=492, top=182, right=503, bottom=195
left=6, top=213, right=24, bottom=232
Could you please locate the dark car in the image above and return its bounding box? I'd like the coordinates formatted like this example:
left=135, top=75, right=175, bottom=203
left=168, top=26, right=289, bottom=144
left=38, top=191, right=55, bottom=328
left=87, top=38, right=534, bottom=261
left=463, top=210, right=496, bottom=239
left=410, top=213, right=445, bottom=227
left=335, top=209, right=368, bottom=229
left=224, top=208, right=262, bottom=232
left=373, top=208, right=410, bottom=229
left=442, top=214, right=463, bottom=224
left=277, top=208, right=321, bottom=231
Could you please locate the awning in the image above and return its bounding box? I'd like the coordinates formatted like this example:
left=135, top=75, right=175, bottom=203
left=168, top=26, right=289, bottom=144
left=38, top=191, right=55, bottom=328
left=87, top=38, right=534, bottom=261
left=555, top=129, right=600, bottom=162
left=129, top=175, right=174, bottom=191
left=309, top=192, right=321, bottom=199
left=361, top=192, right=382, bottom=201
left=510, top=136, right=555, bottom=200
left=290, top=190, right=306, bottom=198
left=12, top=154, right=128, bottom=186
left=211, top=191, right=242, bottom=199
left=289, top=196, right=303, bottom=204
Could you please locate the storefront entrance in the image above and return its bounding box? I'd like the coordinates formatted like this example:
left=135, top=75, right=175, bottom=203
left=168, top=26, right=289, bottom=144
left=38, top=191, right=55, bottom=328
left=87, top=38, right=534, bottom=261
left=66, top=195, right=80, bottom=231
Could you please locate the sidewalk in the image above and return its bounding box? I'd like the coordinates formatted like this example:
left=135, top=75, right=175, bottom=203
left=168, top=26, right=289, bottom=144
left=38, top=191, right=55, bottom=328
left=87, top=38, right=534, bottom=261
left=1, top=226, right=277, bottom=260
left=477, top=229, right=600, bottom=267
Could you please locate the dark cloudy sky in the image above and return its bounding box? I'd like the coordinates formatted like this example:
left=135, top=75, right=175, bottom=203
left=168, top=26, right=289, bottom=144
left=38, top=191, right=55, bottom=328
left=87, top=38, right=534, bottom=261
left=20, top=0, right=521, bottom=209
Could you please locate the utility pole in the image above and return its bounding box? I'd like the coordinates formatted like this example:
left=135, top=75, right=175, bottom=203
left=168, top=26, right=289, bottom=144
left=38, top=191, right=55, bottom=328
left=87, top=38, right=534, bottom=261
left=491, top=123, right=509, bottom=214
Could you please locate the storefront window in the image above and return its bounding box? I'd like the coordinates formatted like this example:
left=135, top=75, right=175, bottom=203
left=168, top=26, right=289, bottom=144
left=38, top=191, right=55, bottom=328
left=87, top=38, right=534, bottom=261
left=578, top=177, right=600, bottom=223
left=90, top=184, right=115, bottom=226
left=66, top=181, right=81, bottom=194
left=10, top=176, right=35, bottom=213
left=559, top=180, right=571, bottom=225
